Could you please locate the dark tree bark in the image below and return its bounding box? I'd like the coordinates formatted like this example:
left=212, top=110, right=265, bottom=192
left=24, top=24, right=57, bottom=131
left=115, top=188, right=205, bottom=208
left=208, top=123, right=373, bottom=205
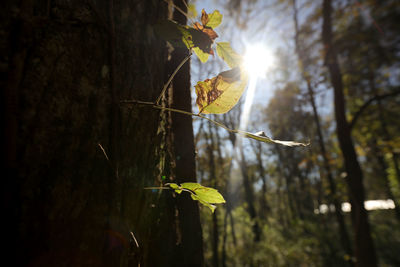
left=2, top=0, right=202, bottom=266
left=169, top=1, right=204, bottom=266
left=322, top=0, right=377, bottom=266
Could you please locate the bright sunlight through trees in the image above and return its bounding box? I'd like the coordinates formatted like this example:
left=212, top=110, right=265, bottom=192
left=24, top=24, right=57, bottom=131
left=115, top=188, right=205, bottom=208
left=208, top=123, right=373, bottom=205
left=243, top=43, right=275, bottom=78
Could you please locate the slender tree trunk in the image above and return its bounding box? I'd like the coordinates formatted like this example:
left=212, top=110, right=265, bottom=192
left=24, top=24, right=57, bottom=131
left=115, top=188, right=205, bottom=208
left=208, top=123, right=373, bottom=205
left=322, top=1, right=377, bottom=266
left=252, top=141, right=270, bottom=219
left=239, top=147, right=261, bottom=242
left=306, top=74, right=353, bottom=263
left=275, top=146, right=299, bottom=220
left=221, top=162, right=238, bottom=267
left=205, top=119, right=220, bottom=267
left=292, top=1, right=353, bottom=261
left=169, top=1, right=204, bottom=266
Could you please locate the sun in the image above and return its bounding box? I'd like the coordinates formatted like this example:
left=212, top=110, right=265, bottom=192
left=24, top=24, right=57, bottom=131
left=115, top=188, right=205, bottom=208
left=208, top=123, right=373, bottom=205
left=243, top=43, right=275, bottom=78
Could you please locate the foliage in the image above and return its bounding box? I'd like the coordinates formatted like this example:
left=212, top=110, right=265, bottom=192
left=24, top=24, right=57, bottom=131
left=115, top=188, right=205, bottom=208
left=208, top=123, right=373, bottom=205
left=168, top=183, right=225, bottom=212
left=143, top=6, right=308, bottom=213
left=156, top=9, right=249, bottom=115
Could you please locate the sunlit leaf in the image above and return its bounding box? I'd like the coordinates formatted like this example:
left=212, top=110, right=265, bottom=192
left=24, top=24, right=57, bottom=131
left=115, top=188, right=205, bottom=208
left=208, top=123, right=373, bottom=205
left=155, top=10, right=223, bottom=62
left=193, top=47, right=209, bottom=63
left=167, top=182, right=225, bottom=213
left=191, top=194, right=216, bottom=213
left=195, top=67, right=248, bottom=114
left=181, top=183, right=226, bottom=204
left=216, top=42, right=242, bottom=68
left=201, top=9, right=223, bottom=29
left=167, top=183, right=182, bottom=194
left=238, top=131, right=309, bottom=147
left=188, top=9, right=221, bottom=60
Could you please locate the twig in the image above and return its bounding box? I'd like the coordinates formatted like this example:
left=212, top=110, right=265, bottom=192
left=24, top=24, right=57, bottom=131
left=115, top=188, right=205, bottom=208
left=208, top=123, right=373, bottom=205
left=129, top=231, right=140, bottom=267
left=98, top=143, right=110, bottom=161
left=349, top=90, right=400, bottom=131
left=143, top=187, right=171, bottom=190
left=155, top=52, right=192, bottom=105
left=121, top=99, right=235, bottom=133
left=130, top=231, right=140, bottom=248
left=120, top=99, right=308, bottom=147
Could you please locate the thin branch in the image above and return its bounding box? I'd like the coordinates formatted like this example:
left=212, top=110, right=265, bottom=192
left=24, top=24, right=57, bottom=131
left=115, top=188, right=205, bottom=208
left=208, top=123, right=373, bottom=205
left=144, top=187, right=171, bottom=190
left=155, top=53, right=192, bottom=105
left=98, top=143, right=110, bottom=161
left=121, top=99, right=235, bottom=133
left=130, top=231, right=140, bottom=248
left=349, top=90, right=400, bottom=131
left=120, top=100, right=308, bottom=147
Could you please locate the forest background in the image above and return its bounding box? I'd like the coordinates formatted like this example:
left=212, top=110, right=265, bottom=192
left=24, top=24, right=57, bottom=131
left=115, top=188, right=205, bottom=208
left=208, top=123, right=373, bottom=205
left=191, top=0, right=400, bottom=266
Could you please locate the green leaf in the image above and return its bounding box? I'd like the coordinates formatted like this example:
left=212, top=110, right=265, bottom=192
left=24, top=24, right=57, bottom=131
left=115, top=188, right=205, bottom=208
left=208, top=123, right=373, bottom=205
left=179, top=27, right=195, bottom=50
left=167, top=183, right=182, bottom=194
left=204, top=10, right=223, bottom=29
left=181, top=183, right=226, bottom=204
left=168, top=183, right=179, bottom=189
left=191, top=194, right=216, bottom=213
left=195, top=67, right=248, bottom=114
left=238, top=131, right=309, bottom=147
left=167, top=182, right=225, bottom=213
left=193, top=47, right=210, bottom=63
left=216, top=42, right=242, bottom=68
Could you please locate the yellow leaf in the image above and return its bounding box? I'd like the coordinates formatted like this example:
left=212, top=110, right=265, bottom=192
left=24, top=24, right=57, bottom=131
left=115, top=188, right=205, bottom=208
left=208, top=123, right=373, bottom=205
left=195, top=67, right=248, bottom=114
left=216, top=42, right=242, bottom=68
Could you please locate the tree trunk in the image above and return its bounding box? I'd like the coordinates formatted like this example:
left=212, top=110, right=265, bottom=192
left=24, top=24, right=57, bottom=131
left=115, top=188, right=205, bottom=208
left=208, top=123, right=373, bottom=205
left=204, top=119, right=220, bottom=267
left=252, top=141, right=270, bottom=219
left=169, top=1, right=204, bottom=266
left=291, top=1, right=353, bottom=262
left=275, top=146, right=299, bottom=221
left=239, top=147, right=261, bottom=242
left=322, top=0, right=377, bottom=266
left=2, top=0, right=200, bottom=266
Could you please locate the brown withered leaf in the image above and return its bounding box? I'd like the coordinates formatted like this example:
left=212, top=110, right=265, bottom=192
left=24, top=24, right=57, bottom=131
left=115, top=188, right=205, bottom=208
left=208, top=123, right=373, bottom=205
left=189, top=9, right=220, bottom=56
left=195, top=67, right=248, bottom=114
left=191, top=22, right=218, bottom=55
left=201, top=9, right=209, bottom=26
left=193, top=22, right=218, bottom=42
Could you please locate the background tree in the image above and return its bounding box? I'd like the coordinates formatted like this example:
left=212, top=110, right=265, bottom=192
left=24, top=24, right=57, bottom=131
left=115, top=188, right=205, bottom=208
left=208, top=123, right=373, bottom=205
left=192, top=0, right=400, bottom=266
